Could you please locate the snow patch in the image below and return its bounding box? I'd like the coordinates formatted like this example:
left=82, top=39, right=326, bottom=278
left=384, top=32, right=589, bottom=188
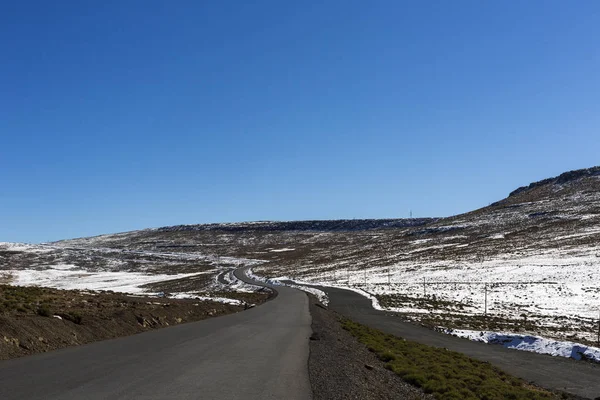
left=167, top=292, right=244, bottom=305
left=247, top=269, right=329, bottom=306
left=442, top=328, right=600, bottom=363
left=7, top=268, right=203, bottom=295
left=269, top=248, right=295, bottom=253
left=213, top=268, right=263, bottom=293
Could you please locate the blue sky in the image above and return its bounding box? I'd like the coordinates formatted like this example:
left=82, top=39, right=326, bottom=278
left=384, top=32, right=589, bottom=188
left=1, top=1, right=599, bottom=243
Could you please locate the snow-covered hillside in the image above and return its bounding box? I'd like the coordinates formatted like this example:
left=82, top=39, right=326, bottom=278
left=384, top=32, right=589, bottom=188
left=2, top=166, right=600, bottom=347
left=0, top=241, right=261, bottom=299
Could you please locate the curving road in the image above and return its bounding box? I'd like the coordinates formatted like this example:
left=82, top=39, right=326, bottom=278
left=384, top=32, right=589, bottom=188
left=312, top=284, right=600, bottom=399
left=0, top=269, right=312, bottom=400
left=3, top=267, right=596, bottom=399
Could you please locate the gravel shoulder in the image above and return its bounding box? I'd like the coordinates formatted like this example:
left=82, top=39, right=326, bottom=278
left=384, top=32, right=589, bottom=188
left=308, top=296, right=431, bottom=400
left=315, top=284, right=599, bottom=399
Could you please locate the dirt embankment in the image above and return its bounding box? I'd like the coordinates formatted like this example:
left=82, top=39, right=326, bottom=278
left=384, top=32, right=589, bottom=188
left=0, top=285, right=270, bottom=360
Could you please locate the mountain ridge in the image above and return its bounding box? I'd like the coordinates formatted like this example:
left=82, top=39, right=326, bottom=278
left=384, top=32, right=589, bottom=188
left=508, top=166, right=600, bottom=197
left=35, top=165, right=599, bottom=242
left=2, top=164, right=600, bottom=346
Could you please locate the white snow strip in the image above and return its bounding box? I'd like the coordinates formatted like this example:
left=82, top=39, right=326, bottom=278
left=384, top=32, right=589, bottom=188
left=247, top=269, right=329, bottom=306
left=290, top=285, right=329, bottom=306
left=7, top=268, right=203, bottom=295
left=167, top=292, right=244, bottom=305
left=212, top=268, right=263, bottom=293
left=0, top=242, right=54, bottom=253
left=442, top=328, right=600, bottom=363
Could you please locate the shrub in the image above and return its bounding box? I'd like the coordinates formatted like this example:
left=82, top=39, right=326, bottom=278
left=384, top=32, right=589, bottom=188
left=37, top=306, right=52, bottom=317
left=377, top=350, right=396, bottom=362
left=64, top=313, right=83, bottom=324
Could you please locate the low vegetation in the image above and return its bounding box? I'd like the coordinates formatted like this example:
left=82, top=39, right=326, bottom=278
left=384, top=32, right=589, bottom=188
left=377, top=293, right=470, bottom=312
left=1, top=285, right=51, bottom=315
left=341, top=318, right=561, bottom=400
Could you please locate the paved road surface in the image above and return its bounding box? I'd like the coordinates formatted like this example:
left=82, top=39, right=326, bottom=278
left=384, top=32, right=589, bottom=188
left=216, top=268, right=231, bottom=284
left=312, top=284, right=599, bottom=399
left=0, top=269, right=312, bottom=400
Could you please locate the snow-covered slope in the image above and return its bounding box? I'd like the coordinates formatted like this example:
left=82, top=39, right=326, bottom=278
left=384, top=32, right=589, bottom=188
left=2, top=166, right=600, bottom=348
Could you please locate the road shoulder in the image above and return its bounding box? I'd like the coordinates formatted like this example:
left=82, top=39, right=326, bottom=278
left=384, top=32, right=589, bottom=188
left=307, top=296, right=430, bottom=400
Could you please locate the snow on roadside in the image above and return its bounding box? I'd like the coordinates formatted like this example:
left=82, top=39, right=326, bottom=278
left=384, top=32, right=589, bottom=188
left=167, top=292, right=244, bottom=306
left=442, top=328, right=600, bottom=363
left=246, top=268, right=389, bottom=309
left=213, top=268, right=263, bottom=293
left=290, top=285, right=329, bottom=306
left=253, top=270, right=384, bottom=311
left=311, top=283, right=383, bottom=311
left=247, top=269, right=330, bottom=306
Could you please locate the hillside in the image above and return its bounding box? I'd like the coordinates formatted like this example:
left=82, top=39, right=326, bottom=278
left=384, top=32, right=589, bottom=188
left=2, top=166, right=599, bottom=345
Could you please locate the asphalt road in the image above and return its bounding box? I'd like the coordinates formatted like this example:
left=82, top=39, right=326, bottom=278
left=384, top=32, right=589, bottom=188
left=0, top=269, right=312, bottom=400
left=312, top=284, right=600, bottom=399
left=216, top=268, right=231, bottom=285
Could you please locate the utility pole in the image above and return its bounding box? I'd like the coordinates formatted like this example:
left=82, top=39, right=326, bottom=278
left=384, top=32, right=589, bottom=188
left=364, top=268, right=367, bottom=286
left=597, top=309, right=600, bottom=346
left=484, top=283, right=488, bottom=317
left=478, top=255, right=488, bottom=317
left=387, top=268, right=391, bottom=287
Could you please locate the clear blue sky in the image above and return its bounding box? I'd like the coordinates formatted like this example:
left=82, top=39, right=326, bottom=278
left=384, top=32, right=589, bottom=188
left=1, top=1, right=599, bottom=243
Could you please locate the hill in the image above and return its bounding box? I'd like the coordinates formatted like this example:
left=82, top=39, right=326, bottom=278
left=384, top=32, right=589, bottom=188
left=2, top=166, right=599, bottom=345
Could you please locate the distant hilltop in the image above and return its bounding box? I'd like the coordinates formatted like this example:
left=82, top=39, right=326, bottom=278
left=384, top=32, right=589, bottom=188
left=157, top=218, right=436, bottom=233
left=509, top=166, right=600, bottom=197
